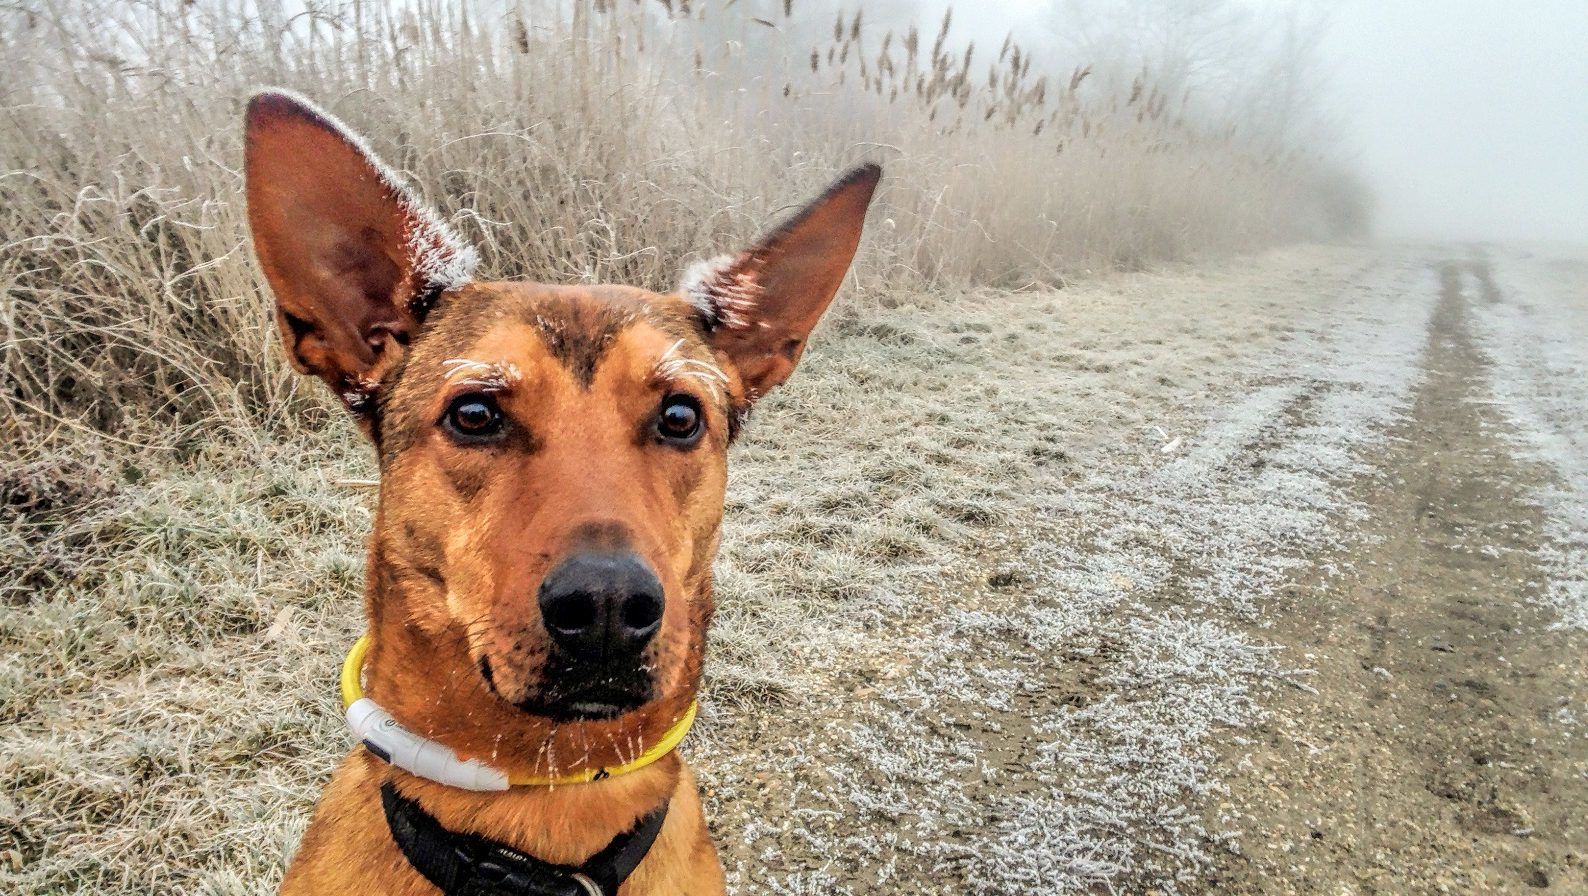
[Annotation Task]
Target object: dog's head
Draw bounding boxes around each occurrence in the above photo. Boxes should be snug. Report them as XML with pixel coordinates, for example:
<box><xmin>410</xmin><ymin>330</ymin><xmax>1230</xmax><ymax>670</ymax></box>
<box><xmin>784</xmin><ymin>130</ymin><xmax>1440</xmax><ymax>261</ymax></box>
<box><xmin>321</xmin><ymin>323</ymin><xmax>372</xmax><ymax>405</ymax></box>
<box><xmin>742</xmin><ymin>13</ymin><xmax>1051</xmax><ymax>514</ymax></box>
<box><xmin>243</xmin><ymin>92</ymin><xmax>876</xmax><ymax>759</ymax></box>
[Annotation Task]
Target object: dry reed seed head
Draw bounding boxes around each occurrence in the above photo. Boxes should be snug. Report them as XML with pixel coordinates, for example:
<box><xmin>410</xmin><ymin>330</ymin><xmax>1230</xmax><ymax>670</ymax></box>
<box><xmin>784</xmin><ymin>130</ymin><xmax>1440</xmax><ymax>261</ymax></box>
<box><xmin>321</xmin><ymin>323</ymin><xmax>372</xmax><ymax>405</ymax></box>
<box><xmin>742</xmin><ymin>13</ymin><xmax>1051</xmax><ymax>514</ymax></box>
<box><xmin>1</xmin><ymin>0</ymin><xmax>1365</xmax><ymax>454</ymax></box>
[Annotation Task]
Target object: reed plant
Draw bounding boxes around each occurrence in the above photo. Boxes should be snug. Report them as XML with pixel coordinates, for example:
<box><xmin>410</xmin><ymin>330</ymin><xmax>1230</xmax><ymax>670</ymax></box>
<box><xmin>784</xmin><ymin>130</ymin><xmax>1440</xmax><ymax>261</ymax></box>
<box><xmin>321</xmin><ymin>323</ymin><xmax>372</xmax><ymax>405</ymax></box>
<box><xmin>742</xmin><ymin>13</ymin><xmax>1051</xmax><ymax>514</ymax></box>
<box><xmin>0</xmin><ymin>0</ymin><xmax>1358</xmax><ymax>453</ymax></box>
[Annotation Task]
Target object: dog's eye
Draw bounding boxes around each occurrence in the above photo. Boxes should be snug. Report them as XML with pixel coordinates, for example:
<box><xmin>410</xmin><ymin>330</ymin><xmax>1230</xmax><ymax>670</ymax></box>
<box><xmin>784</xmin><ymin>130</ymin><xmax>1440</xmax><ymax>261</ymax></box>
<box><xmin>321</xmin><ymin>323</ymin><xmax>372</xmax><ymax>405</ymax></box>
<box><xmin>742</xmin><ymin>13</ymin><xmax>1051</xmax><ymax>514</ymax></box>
<box><xmin>442</xmin><ymin>393</ymin><xmax>504</xmax><ymax>439</ymax></box>
<box><xmin>656</xmin><ymin>394</ymin><xmax>703</xmax><ymax>445</ymax></box>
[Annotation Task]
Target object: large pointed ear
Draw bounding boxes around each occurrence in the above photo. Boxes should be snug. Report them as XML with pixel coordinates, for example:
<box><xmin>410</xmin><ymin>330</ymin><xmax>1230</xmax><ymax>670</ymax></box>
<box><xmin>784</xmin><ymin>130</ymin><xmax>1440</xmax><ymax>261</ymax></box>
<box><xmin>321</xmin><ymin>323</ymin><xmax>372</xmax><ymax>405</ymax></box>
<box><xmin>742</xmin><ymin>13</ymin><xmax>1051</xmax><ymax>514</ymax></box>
<box><xmin>683</xmin><ymin>163</ymin><xmax>881</xmax><ymax>400</ymax></box>
<box><xmin>244</xmin><ymin>90</ymin><xmax>478</xmax><ymax>415</ymax></box>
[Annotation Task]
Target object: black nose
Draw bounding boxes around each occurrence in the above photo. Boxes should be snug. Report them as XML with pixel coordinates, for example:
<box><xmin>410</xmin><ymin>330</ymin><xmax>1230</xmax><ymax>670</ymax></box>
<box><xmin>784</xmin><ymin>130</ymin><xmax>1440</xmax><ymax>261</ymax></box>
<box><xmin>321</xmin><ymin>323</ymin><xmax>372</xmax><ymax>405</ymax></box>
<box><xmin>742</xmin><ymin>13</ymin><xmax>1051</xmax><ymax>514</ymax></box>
<box><xmin>537</xmin><ymin>552</ymin><xmax>665</xmax><ymax>665</ymax></box>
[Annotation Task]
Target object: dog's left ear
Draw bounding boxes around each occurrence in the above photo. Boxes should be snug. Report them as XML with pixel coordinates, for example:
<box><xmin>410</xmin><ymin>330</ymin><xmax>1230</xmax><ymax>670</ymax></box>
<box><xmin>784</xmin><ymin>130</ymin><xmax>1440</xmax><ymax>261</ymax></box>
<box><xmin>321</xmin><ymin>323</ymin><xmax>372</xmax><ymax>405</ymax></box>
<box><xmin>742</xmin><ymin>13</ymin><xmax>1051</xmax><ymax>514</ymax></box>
<box><xmin>244</xmin><ymin>90</ymin><xmax>478</xmax><ymax>416</ymax></box>
<box><xmin>684</xmin><ymin>164</ymin><xmax>881</xmax><ymax>400</ymax></box>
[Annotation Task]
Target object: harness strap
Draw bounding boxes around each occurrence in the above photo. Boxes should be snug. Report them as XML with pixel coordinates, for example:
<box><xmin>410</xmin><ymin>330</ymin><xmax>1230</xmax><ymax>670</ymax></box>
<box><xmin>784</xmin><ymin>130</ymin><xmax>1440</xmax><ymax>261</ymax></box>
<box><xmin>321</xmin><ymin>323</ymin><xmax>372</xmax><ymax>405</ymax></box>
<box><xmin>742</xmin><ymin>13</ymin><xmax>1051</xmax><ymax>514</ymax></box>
<box><xmin>381</xmin><ymin>781</ymin><xmax>668</xmax><ymax>896</ymax></box>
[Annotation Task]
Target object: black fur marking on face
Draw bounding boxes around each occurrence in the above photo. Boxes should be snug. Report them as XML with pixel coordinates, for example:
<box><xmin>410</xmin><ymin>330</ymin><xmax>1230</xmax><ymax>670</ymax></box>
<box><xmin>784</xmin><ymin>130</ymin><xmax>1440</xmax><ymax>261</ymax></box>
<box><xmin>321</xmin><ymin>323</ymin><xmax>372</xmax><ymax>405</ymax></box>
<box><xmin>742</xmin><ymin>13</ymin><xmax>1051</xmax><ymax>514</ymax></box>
<box><xmin>727</xmin><ymin>403</ymin><xmax>748</xmax><ymax>443</ymax></box>
<box><xmin>567</xmin><ymin>520</ymin><xmax>634</xmax><ymax>552</ymax></box>
<box><xmin>442</xmin><ymin>460</ymin><xmax>490</xmax><ymax>502</ymax></box>
<box><xmin>520</xmin><ymin>298</ymin><xmax>637</xmax><ymax>389</ymax></box>
<box><xmin>511</xmin><ymin>661</ymin><xmax>654</xmax><ymax>722</ymax></box>
<box><xmin>409</xmin><ymin>283</ymin><xmax>447</xmax><ymax>321</ymax></box>
<box><xmin>400</xmin><ymin>522</ymin><xmax>447</xmax><ymax>586</ymax></box>
<box><xmin>280</xmin><ymin>308</ymin><xmax>316</xmax><ymax>342</ymax></box>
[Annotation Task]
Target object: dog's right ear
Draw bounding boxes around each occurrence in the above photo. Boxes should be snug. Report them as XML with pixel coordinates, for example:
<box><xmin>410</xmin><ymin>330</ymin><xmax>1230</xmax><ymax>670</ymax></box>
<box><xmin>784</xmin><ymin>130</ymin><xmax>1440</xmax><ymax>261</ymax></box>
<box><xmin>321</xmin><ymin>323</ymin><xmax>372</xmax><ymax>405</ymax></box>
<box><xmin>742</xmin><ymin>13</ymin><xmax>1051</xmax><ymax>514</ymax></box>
<box><xmin>244</xmin><ymin>90</ymin><xmax>478</xmax><ymax>416</ymax></box>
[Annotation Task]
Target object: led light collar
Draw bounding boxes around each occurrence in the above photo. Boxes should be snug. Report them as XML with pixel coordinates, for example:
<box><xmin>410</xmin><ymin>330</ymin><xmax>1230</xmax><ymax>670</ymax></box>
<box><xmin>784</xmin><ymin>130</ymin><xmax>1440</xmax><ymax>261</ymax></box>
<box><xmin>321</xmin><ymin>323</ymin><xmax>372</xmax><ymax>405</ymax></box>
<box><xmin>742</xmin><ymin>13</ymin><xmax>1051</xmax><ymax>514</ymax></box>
<box><xmin>339</xmin><ymin>634</ymin><xmax>698</xmax><ymax>791</ymax></box>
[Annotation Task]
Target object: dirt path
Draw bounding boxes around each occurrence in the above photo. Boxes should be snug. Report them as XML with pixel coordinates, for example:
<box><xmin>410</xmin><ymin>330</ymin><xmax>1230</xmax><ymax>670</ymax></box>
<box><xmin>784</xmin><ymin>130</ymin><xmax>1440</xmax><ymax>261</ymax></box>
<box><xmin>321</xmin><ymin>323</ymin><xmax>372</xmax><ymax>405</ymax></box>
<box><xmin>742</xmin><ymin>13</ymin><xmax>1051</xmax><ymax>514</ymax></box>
<box><xmin>14</xmin><ymin>245</ymin><xmax>1585</xmax><ymax>895</ymax></box>
<box><xmin>1206</xmin><ymin>258</ymin><xmax>1588</xmax><ymax>894</ymax></box>
<box><xmin>700</xmin><ymin>247</ymin><xmax>1449</xmax><ymax>893</ymax></box>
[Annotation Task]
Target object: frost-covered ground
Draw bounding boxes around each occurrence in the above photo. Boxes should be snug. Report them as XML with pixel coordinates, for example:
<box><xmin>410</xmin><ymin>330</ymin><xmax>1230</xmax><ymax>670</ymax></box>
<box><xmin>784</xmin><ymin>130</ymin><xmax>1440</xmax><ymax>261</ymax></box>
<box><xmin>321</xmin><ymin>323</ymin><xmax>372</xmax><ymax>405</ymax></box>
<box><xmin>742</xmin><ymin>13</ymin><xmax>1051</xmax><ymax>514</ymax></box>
<box><xmin>695</xmin><ymin>249</ymin><xmax>1443</xmax><ymax>893</ymax></box>
<box><xmin>1467</xmin><ymin>246</ymin><xmax>1588</xmax><ymax>631</ymax></box>
<box><xmin>10</xmin><ymin>244</ymin><xmax>1584</xmax><ymax>895</ymax></box>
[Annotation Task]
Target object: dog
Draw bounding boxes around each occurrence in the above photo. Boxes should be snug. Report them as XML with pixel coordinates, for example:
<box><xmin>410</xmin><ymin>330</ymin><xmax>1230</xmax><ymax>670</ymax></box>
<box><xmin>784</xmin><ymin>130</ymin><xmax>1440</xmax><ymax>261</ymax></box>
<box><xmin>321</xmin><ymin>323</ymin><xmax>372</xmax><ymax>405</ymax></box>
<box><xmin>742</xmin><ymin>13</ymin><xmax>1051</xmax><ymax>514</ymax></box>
<box><xmin>243</xmin><ymin>90</ymin><xmax>879</xmax><ymax>895</ymax></box>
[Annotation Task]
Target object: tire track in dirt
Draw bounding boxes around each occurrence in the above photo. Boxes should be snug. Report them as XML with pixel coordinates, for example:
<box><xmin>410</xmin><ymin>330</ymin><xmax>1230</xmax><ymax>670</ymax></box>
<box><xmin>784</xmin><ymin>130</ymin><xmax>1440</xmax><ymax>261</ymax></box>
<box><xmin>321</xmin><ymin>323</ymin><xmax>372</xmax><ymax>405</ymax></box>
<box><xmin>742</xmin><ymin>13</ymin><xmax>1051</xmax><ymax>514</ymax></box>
<box><xmin>1205</xmin><ymin>258</ymin><xmax>1588</xmax><ymax>894</ymax></box>
<box><xmin>692</xmin><ymin>250</ymin><xmax>1439</xmax><ymax>895</ymax></box>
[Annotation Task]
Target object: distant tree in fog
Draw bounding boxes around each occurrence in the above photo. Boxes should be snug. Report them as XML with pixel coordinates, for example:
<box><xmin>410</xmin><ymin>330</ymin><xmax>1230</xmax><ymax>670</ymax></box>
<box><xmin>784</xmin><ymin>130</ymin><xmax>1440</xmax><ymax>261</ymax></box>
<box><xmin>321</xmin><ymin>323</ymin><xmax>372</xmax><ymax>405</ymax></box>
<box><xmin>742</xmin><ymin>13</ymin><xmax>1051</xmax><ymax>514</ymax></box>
<box><xmin>1045</xmin><ymin>0</ymin><xmax>1338</xmax><ymax>149</ymax></box>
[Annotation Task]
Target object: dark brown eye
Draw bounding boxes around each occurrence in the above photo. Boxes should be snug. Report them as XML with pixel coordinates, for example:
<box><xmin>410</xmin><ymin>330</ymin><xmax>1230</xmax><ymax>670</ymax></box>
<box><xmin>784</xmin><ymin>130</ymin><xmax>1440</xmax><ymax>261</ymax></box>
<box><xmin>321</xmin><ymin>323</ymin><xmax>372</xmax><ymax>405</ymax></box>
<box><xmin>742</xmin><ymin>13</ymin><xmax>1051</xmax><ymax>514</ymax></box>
<box><xmin>657</xmin><ymin>395</ymin><xmax>702</xmax><ymax>444</ymax></box>
<box><xmin>442</xmin><ymin>394</ymin><xmax>503</xmax><ymax>439</ymax></box>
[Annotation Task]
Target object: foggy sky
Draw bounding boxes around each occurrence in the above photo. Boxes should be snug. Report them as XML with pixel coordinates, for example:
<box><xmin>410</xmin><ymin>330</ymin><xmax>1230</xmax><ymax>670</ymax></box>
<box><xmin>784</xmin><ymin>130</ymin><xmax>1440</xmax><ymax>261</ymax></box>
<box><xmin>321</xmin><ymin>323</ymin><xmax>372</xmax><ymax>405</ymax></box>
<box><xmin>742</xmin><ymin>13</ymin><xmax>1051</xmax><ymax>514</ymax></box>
<box><xmin>1323</xmin><ymin>0</ymin><xmax>1588</xmax><ymax>243</ymax></box>
<box><xmin>942</xmin><ymin>0</ymin><xmax>1588</xmax><ymax>244</ymax></box>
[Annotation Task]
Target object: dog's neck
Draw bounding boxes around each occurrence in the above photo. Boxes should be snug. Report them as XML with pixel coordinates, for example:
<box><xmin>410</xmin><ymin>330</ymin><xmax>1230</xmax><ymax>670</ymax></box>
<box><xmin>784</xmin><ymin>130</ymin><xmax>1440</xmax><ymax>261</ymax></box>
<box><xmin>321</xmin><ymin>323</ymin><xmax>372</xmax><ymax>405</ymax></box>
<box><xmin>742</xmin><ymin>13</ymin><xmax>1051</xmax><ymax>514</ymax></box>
<box><xmin>358</xmin><ymin>562</ymin><xmax>700</xmax><ymax>789</ymax></box>
<box><xmin>381</xmin><ymin>754</ymin><xmax>682</xmax><ymax>868</ymax></box>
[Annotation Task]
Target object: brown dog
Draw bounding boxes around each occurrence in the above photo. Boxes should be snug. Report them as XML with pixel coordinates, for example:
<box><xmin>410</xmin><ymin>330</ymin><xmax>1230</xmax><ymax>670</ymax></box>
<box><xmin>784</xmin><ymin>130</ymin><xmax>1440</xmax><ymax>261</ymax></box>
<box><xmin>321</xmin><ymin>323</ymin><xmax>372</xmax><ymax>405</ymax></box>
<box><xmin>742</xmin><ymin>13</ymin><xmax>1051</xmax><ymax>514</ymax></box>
<box><xmin>243</xmin><ymin>91</ymin><xmax>878</xmax><ymax>895</ymax></box>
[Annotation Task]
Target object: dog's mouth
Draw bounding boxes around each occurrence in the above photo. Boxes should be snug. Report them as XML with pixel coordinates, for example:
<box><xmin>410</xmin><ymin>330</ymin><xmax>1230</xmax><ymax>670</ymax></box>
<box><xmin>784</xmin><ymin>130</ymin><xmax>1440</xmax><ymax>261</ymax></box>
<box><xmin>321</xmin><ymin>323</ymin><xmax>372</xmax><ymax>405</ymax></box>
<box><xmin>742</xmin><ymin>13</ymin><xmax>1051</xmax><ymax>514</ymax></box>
<box><xmin>517</xmin><ymin>694</ymin><xmax>644</xmax><ymax>722</ymax></box>
<box><xmin>479</xmin><ymin>654</ymin><xmax>654</xmax><ymax>722</ymax></box>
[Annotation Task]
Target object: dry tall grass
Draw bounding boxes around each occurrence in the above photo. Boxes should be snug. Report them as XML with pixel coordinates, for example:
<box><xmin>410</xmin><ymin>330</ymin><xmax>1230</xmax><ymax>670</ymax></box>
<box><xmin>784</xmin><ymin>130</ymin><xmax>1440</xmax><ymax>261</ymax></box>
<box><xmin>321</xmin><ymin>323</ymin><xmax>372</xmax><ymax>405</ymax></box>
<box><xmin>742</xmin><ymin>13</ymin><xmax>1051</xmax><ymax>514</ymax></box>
<box><xmin>1</xmin><ymin>3</ymin><xmax>1365</xmax><ymax>892</ymax></box>
<box><xmin>1</xmin><ymin>0</ymin><xmax>1357</xmax><ymax>457</ymax></box>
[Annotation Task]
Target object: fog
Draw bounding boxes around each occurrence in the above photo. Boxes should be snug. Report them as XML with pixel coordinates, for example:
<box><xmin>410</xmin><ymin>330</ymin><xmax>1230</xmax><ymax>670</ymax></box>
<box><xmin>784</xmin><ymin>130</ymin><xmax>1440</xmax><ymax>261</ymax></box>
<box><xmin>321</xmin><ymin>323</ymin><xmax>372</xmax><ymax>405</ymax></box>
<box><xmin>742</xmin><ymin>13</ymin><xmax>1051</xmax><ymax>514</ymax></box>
<box><xmin>1323</xmin><ymin>0</ymin><xmax>1588</xmax><ymax>243</ymax></box>
<box><xmin>933</xmin><ymin>0</ymin><xmax>1588</xmax><ymax>244</ymax></box>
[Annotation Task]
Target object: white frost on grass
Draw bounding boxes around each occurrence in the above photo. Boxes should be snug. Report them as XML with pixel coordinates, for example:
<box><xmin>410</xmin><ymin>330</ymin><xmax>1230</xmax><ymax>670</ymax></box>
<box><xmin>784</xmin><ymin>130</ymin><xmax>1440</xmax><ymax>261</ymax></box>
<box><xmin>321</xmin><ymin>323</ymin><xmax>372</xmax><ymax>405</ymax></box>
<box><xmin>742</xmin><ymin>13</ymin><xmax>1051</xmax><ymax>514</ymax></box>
<box><xmin>697</xmin><ymin>252</ymin><xmax>1440</xmax><ymax>894</ymax></box>
<box><xmin>1468</xmin><ymin>248</ymin><xmax>1588</xmax><ymax>630</ymax></box>
<box><xmin>1</xmin><ymin>246</ymin><xmax>1450</xmax><ymax>895</ymax></box>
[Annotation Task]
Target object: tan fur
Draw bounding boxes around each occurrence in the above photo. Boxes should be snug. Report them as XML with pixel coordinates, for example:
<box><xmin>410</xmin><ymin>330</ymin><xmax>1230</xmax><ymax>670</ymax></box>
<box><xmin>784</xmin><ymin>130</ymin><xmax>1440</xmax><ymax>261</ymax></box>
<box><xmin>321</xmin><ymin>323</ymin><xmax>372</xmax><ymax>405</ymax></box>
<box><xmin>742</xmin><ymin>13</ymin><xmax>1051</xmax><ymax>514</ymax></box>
<box><xmin>243</xmin><ymin>91</ymin><xmax>877</xmax><ymax>895</ymax></box>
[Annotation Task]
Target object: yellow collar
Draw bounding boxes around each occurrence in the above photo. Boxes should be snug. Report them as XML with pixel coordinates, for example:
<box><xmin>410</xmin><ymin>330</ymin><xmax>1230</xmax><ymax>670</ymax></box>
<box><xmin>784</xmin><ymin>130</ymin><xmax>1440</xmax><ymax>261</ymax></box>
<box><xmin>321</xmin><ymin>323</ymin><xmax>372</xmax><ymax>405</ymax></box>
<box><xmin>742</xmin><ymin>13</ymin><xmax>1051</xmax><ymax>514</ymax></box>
<box><xmin>340</xmin><ymin>634</ymin><xmax>698</xmax><ymax>787</ymax></box>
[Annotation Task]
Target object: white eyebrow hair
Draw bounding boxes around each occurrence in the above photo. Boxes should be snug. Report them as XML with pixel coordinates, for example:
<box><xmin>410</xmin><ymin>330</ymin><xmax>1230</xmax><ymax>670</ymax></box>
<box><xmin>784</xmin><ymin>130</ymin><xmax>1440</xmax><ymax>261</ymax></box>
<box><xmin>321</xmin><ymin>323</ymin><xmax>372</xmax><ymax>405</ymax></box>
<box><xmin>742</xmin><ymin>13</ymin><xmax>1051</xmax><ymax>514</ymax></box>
<box><xmin>441</xmin><ymin>357</ymin><xmax>524</xmax><ymax>391</ymax></box>
<box><xmin>653</xmin><ymin>338</ymin><xmax>729</xmax><ymax>399</ymax></box>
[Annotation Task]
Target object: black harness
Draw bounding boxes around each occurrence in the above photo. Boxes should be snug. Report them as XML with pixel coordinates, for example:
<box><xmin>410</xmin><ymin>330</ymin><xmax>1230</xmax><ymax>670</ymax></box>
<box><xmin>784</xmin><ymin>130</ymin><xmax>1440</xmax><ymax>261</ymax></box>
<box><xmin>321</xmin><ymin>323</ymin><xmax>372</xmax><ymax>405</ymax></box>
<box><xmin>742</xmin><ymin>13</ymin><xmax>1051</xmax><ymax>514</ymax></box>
<box><xmin>380</xmin><ymin>781</ymin><xmax>669</xmax><ymax>896</ymax></box>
